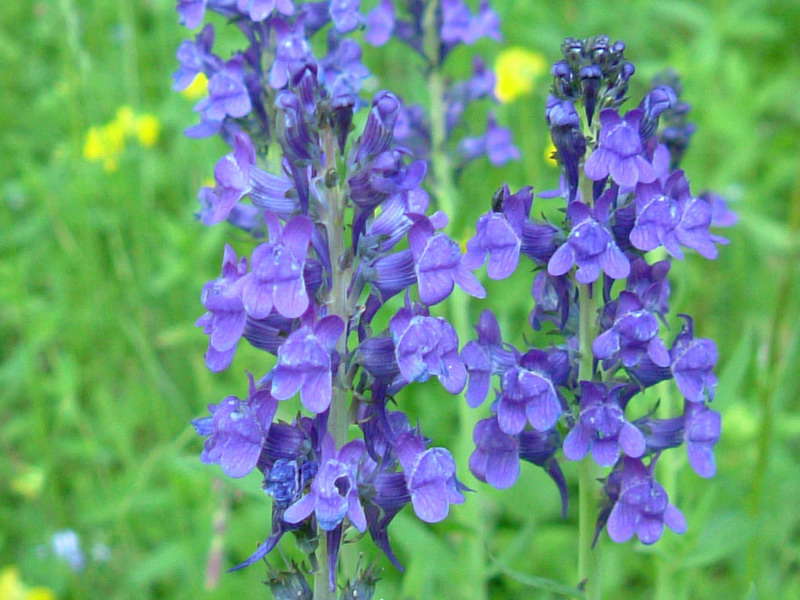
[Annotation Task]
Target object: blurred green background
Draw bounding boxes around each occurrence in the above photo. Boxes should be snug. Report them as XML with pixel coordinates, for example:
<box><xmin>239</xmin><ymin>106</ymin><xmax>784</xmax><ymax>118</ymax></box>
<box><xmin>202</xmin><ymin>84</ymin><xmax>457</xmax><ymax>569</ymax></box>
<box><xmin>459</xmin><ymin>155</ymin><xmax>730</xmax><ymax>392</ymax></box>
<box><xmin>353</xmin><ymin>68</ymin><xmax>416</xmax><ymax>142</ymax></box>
<box><xmin>2</xmin><ymin>0</ymin><xmax>799</xmax><ymax>598</ymax></box>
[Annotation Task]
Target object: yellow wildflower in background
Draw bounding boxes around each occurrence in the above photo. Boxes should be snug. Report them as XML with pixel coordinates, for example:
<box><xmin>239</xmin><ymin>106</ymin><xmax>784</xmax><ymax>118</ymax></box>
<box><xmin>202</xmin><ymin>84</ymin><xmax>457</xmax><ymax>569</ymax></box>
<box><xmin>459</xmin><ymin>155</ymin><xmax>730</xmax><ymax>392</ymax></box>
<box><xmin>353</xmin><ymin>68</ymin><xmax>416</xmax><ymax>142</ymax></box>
<box><xmin>0</xmin><ymin>566</ymin><xmax>56</xmax><ymax>600</ymax></box>
<box><xmin>82</xmin><ymin>107</ymin><xmax>162</xmax><ymax>172</ymax></box>
<box><xmin>495</xmin><ymin>47</ymin><xmax>547</xmax><ymax>103</ymax></box>
<box><xmin>135</xmin><ymin>114</ymin><xmax>161</xmax><ymax>147</ymax></box>
<box><xmin>182</xmin><ymin>72</ymin><xmax>208</xmax><ymax>100</ymax></box>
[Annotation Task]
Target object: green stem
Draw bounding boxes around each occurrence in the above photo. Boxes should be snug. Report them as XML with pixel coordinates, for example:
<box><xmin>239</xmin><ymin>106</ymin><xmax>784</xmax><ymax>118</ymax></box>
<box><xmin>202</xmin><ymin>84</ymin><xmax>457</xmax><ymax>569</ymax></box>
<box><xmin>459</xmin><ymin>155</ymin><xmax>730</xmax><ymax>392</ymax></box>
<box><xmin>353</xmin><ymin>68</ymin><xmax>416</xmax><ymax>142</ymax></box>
<box><xmin>577</xmin><ymin>178</ymin><xmax>601</xmax><ymax>600</ymax></box>
<box><xmin>423</xmin><ymin>3</ymin><xmax>487</xmax><ymax>600</ymax></box>
<box><xmin>314</xmin><ymin>128</ymin><xmax>352</xmax><ymax>600</ymax></box>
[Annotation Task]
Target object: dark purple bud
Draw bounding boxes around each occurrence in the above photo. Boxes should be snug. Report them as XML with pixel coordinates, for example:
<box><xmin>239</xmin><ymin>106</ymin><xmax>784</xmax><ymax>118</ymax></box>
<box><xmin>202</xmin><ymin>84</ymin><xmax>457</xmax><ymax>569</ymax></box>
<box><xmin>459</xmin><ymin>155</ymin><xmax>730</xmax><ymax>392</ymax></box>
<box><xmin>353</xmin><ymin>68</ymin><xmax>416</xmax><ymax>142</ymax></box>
<box><xmin>579</xmin><ymin>64</ymin><xmax>602</xmax><ymax>126</ymax></box>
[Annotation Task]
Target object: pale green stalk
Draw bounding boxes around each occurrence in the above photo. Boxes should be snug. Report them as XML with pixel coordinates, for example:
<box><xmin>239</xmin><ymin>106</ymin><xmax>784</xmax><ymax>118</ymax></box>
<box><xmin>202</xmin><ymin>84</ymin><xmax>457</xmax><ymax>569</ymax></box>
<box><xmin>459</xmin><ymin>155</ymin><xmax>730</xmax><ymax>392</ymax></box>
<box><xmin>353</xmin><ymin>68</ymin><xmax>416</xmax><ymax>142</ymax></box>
<box><xmin>314</xmin><ymin>128</ymin><xmax>352</xmax><ymax>600</ymax></box>
<box><xmin>577</xmin><ymin>176</ymin><xmax>601</xmax><ymax>600</ymax></box>
<box><xmin>422</xmin><ymin>2</ymin><xmax>487</xmax><ymax>599</ymax></box>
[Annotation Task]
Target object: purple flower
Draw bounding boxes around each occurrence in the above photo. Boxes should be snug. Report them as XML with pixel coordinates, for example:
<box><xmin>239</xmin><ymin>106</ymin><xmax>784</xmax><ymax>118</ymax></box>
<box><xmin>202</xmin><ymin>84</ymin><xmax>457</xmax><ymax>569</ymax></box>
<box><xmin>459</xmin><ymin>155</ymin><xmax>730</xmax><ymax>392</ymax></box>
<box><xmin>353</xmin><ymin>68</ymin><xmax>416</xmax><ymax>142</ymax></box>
<box><xmin>177</xmin><ymin>0</ymin><xmax>207</xmax><ymax>29</ymax></box>
<box><xmin>463</xmin><ymin>185</ymin><xmax>530</xmax><ymax>280</ymax></box>
<box><xmin>237</xmin><ymin>0</ymin><xmax>294</xmax><ymax>21</ymax></box>
<box><xmin>630</xmin><ymin>170</ymin><xmax>725</xmax><ymax>260</ymax></box>
<box><xmin>284</xmin><ymin>436</ymin><xmax>367</xmax><ymax>531</ymax></box>
<box><xmin>407</xmin><ymin>214</ymin><xmax>485</xmax><ymax>305</ymax></box>
<box><xmin>441</xmin><ymin>0</ymin><xmax>500</xmax><ymax>46</ymax></box>
<box><xmin>563</xmin><ymin>382</ymin><xmax>645</xmax><ymax>467</ymax></box>
<box><xmin>356</xmin><ymin>91</ymin><xmax>401</xmax><ymax>161</ymax></box>
<box><xmin>269</xmin><ymin>20</ymin><xmax>314</xmax><ymax>90</ymax></box>
<box><xmin>193</xmin><ymin>373</ymin><xmax>278</xmax><ymax>478</ymax></box>
<box><xmin>626</xmin><ymin>258</ymin><xmax>670</xmax><ymax>319</ymax></box>
<box><xmin>389</xmin><ymin>306</ymin><xmax>466</xmax><ymax>394</ymax></box>
<box><xmin>459</xmin><ymin>113</ymin><xmax>520</xmax><ymax>166</ymax></box>
<box><xmin>200</xmin><ymin>131</ymin><xmax>256</xmax><ymax>225</ymax></box>
<box><xmin>547</xmin><ymin>199</ymin><xmax>630</xmax><ymax>284</ymax></box>
<box><xmin>329</xmin><ymin>0</ymin><xmax>361</xmax><ymax>33</ymax></box>
<box><xmin>469</xmin><ymin>417</ymin><xmax>520</xmax><ymax>489</ymax></box>
<box><xmin>271</xmin><ymin>315</ymin><xmax>345</xmax><ymax>413</ymax></box>
<box><xmin>530</xmin><ymin>271</ymin><xmax>572</xmax><ymax>331</ymax></box>
<box><xmin>700</xmin><ymin>191</ymin><xmax>738</xmax><ymax>228</ymax></box>
<box><xmin>196</xmin><ymin>244</ymin><xmax>248</xmax><ymax>371</ymax></box>
<box><xmin>173</xmin><ymin>24</ymin><xmax>219</xmax><ymax>90</ymax></box>
<box><xmin>365</xmin><ymin>0</ymin><xmax>395</xmax><ymax>46</ymax></box>
<box><xmin>242</xmin><ymin>212</ymin><xmax>313</xmax><ymax>320</ymax></box>
<box><xmin>395</xmin><ymin>432</ymin><xmax>465</xmax><ymax>523</ymax></box>
<box><xmin>670</xmin><ymin>316</ymin><xmax>718</xmax><ymax>402</ymax></box>
<box><xmin>606</xmin><ymin>457</ymin><xmax>686</xmax><ymax>544</ymax></box>
<box><xmin>461</xmin><ymin>309</ymin><xmax>518</xmax><ymax>408</ymax></box>
<box><xmin>584</xmin><ymin>109</ymin><xmax>656</xmax><ymax>188</ymax></box>
<box><xmin>684</xmin><ymin>401</ymin><xmax>721</xmax><ymax>478</ymax></box>
<box><xmin>320</xmin><ymin>38</ymin><xmax>370</xmax><ymax>99</ymax></box>
<box><xmin>194</xmin><ymin>54</ymin><xmax>252</xmax><ymax>121</ymax></box>
<box><xmin>592</xmin><ymin>291</ymin><xmax>671</xmax><ymax>369</ymax></box>
<box><xmin>639</xmin><ymin>85</ymin><xmax>677</xmax><ymax>140</ymax></box>
<box><xmin>365</xmin><ymin>187</ymin><xmax>430</xmax><ymax>252</ymax></box>
<box><xmin>496</xmin><ymin>352</ymin><xmax>561</xmax><ymax>435</ymax></box>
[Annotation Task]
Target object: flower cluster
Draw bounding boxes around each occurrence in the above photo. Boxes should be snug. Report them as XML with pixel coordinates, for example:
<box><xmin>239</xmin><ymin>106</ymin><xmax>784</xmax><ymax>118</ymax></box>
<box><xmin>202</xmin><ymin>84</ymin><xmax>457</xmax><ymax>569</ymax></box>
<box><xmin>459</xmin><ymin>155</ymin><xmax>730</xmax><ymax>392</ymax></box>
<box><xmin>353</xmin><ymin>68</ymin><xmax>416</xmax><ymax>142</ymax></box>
<box><xmin>177</xmin><ymin>1</ymin><xmax>493</xmax><ymax>592</ymax></box>
<box><xmin>461</xmin><ymin>36</ymin><xmax>732</xmax><ymax>546</ymax></box>
<box><xmin>364</xmin><ymin>0</ymin><xmax>518</xmax><ymax>167</ymax></box>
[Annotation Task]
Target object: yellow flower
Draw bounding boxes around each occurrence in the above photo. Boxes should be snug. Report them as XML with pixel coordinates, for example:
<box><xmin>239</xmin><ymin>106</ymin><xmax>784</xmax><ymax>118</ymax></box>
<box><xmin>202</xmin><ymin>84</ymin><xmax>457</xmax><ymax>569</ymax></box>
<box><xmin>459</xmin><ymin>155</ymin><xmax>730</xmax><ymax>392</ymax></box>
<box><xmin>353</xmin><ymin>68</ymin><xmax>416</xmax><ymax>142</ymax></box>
<box><xmin>0</xmin><ymin>566</ymin><xmax>56</xmax><ymax>600</ymax></box>
<box><xmin>82</xmin><ymin>127</ymin><xmax>106</xmax><ymax>162</ymax></box>
<box><xmin>135</xmin><ymin>114</ymin><xmax>161</xmax><ymax>147</ymax></box>
<box><xmin>182</xmin><ymin>72</ymin><xmax>208</xmax><ymax>100</ymax></box>
<box><xmin>495</xmin><ymin>47</ymin><xmax>547</xmax><ymax>103</ymax></box>
<box><xmin>114</xmin><ymin>105</ymin><xmax>137</xmax><ymax>135</ymax></box>
<box><xmin>544</xmin><ymin>139</ymin><xmax>558</xmax><ymax>168</ymax></box>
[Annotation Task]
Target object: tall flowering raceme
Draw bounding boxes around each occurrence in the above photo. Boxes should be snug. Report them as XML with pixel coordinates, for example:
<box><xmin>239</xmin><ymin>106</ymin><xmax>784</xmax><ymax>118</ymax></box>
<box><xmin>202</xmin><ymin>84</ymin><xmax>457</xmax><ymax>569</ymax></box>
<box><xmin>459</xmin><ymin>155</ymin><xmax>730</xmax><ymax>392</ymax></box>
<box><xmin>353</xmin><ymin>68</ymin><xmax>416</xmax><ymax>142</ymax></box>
<box><xmin>176</xmin><ymin>2</ymin><xmax>488</xmax><ymax>598</ymax></box>
<box><xmin>460</xmin><ymin>36</ymin><xmax>733</xmax><ymax>596</ymax></box>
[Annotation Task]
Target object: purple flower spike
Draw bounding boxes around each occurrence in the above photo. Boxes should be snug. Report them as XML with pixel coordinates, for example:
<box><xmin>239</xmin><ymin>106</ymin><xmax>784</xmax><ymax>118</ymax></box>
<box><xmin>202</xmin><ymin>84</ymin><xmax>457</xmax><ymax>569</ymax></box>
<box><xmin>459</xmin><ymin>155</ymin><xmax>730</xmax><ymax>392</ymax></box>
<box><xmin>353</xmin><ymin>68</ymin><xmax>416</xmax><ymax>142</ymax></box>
<box><xmin>196</xmin><ymin>244</ymin><xmax>248</xmax><ymax>372</ymax></box>
<box><xmin>389</xmin><ymin>307</ymin><xmax>466</xmax><ymax>395</ymax></box>
<box><xmin>563</xmin><ymin>382</ymin><xmax>645</xmax><ymax>467</ymax></box>
<box><xmin>497</xmin><ymin>362</ymin><xmax>560</xmax><ymax>435</ymax></box>
<box><xmin>395</xmin><ymin>433</ymin><xmax>466</xmax><ymax>523</ymax></box>
<box><xmin>271</xmin><ymin>315</ymin><xmax>345</xmax><ymax>413</ymax></box>
<box><xmin>548</xmin><ymin>201</ymin><xmax>630</xmax><ymax>284</ymax></box>
<box><xmin>684</xmin><ymin>401</ymin><xmax>721</xmax><ymax>478</ymax></box>
<box><xmin>201</xmin><ymin>131</ymin><xmax>256</xmax><ymax>225</ymax></box>
<box><xmin>606</xmin><ymin>457</ymin><xmax>686</xmax><ymax>545</ymax></box>
<box><xmin>365</xmin><ymin>0</ymin><xmax>395</xmax><ymax>46</ymax></box>
<box><xmin>177</xmin><ymin>0</ymin><xmax>207</xmax><ymax>29</ymax></box>
<box><xmin>670</xmin><ymin>316</ymin><xmax>718</xmax><ymax>402</ymax></box>
<box><xmin>193</xmin><ymin>374</ymin><xmax>277</xmax><ymax>478</ymax></box>
<box><xmin>469</xmin><ymin>417</ymin><xmax>520</xmax><ymax>489</ymax></box>
<box><xmin>584</xmin><ymin>109</ymin><xmax>657</xmax><ymax>188</ymax></box>
<box><xmin>408</xmin><ymin>215</ymin><xmax>486</xmax><ymax>306</ymax></box>
<box><xmin>242</xmin><ymin>213</ymin><xmax>313</xmax><ymax>320</ymax></box>
<box><xmin>464</xmin><ymin>185</ymin><xmax>530</xmax><ymax>280</ymax></box>
<box><xmin>237</xmin><ymin>0</ymin><xmax>295</xmax><ymax>22</ymax></box>
<box><xmin>284</xmin><ymin>436</ymin><xmax>367</xmax><ymax>532</ymax></box>
<box><xmin>194</xmin><ymin>54</ymin><xmax>252</xmax><ymax>121</ymax></box>
<box><xmin>592</xmin><ymin>291</ymin><xmax>671</xmax><ymax>369</ymax></box>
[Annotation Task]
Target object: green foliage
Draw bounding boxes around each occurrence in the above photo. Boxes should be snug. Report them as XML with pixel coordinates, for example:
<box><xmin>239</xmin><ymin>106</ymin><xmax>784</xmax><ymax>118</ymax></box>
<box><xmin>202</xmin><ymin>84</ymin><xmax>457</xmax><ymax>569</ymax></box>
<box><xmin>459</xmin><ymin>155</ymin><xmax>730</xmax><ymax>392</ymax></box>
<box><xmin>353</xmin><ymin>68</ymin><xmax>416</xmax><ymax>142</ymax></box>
<box><xmin>1</xmin><ymin>0</ymin><xmax>799</xmax><ymax>598</ymax></box>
